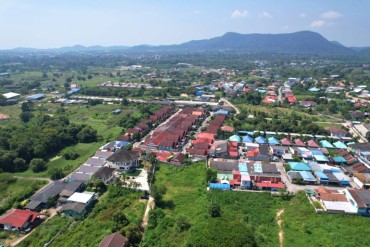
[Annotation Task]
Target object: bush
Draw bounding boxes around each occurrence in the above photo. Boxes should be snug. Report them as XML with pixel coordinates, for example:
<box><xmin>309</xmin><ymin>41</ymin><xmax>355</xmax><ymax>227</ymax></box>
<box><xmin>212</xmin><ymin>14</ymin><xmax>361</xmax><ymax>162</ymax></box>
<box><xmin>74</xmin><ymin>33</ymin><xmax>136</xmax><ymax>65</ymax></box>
<box><xmin>63</xmin><ymin>151</ymin><xmax>80</xmax><ymax>160</ymax></box>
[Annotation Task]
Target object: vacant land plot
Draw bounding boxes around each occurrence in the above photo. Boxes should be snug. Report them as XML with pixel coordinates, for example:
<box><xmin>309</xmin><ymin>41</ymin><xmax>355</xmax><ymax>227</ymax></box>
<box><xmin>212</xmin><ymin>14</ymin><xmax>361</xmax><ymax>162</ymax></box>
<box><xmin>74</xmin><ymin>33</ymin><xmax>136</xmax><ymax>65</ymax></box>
<box><xmin>0</xmin><ymin>175</ymin><xmax>47</xmax><ymax>214</ymax></box>
<box><xmin>142</xmin><ymin>163</ymin><xmax>286</xmax><ymax>247</ymax></box>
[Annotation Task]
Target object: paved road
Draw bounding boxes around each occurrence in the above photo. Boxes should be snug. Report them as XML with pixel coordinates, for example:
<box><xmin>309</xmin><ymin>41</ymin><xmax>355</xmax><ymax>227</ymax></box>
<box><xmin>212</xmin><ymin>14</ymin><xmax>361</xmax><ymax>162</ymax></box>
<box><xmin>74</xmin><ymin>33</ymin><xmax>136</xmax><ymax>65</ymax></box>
<box><xmin>277</xmin><ymin>86</ymin><xmax>283</xmax><ymax>103</ymax></box>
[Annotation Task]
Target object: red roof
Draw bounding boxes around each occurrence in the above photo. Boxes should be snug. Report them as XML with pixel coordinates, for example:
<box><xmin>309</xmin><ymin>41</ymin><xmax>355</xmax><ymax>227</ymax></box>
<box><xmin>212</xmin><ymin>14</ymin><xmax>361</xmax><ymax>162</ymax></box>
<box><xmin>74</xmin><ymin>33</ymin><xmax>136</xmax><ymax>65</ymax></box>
<box><xmin>294</xmin><ymin>138</ymin><xmax>306</xmax><ymax>147</ymax></box>
<box><xmin>307</xmin><ymin>139</ymin><xmax>319</xmax><ymax>148</ymax></box>
<box><xmin>0</xmin><ymin>209</ymin><xmax>39</xmax><ymax>228</ymax></box>
<box><xmin>155</xmin><ymin>151</ymin><xmax>172</xmax><ymax>162</ymax></box>
<box><xmin>221</xmin><ymin>126</ymin><xmax>235</xmax><ymax>132</ymax></box>
<box><xmin>280</xmin><ymin>138</ymin><xmax>292</xmax><ymax>146</ymax></box>
<box><xmin>256</xmin><ymin>182</ymin><xmax>285</xmax><ymax>189</ymax></box>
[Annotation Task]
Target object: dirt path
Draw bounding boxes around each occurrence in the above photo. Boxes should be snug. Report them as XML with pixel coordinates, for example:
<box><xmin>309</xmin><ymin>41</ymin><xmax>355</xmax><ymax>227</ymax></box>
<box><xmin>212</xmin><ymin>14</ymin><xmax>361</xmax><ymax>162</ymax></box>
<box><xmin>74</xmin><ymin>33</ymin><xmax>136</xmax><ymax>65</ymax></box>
<box><xmin>220</xmin><ymin>97</ymin><xmax>240</xmax><ymax>115</ymax></box>
<box><xmin>276</xmin><ymin>209</ymin><xmax>285</xmax><ymax>247</ymax></box>
<box><xmin>141</xmin><ymin>196</ymin><xmax>155</xmax><ymax>229</ymax></box>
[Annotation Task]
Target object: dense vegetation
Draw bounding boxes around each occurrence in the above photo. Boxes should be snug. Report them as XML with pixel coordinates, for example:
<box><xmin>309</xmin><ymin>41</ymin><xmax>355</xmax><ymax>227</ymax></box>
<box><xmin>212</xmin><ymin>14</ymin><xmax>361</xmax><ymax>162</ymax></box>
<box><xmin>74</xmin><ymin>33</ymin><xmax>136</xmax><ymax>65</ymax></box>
<box><xmin>19</xmin><ymin>185</ymin><xmax>146</xmax><ymax>247</ymax></box>
<box><xmin>0</xmin><ymin>113</ymin><xmax>98</xmax><ymax>173</ymax></box>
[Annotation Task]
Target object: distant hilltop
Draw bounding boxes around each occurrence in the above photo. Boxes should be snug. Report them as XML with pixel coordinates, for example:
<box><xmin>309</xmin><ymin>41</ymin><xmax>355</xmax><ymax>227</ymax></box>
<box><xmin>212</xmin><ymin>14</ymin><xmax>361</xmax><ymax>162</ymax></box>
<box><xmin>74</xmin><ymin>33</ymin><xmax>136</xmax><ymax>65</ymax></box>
<box><xmin>3</xmin><ymin>31</ymin><xmax>369</xmax><ymax>55</ymax></box>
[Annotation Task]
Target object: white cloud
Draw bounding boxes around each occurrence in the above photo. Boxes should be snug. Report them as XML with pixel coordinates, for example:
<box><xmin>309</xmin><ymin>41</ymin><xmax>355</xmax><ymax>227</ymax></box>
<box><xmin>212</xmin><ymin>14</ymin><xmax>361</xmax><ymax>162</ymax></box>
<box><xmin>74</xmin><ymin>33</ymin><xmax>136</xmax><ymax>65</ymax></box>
<box><xmin>299</xmin><ymin>13</ymin><xmax>307</xmax><ymax>18</ymax></box>
<box><xmin>310</xmin><ymin>20</ymin><xmax>326</xmax><ymax>28</ymax></box>
<box><xmin>259</xmin><ymin>11</ymin><xmax>272</xmax><ymax>18</ymax></box>
<box><xmin>231</xmin><ymin>9</ymin><xmax>249</xmax><ymax>19</ymax></box>
<box><xmin>321</xmin><ymin>10</ymin><xmax>343</xmax><ymax>19</ymax></box>
<box><xmin>282</xmin><ymin>25</ymin><xmax>290</xmax><ymax>30</ymax></box>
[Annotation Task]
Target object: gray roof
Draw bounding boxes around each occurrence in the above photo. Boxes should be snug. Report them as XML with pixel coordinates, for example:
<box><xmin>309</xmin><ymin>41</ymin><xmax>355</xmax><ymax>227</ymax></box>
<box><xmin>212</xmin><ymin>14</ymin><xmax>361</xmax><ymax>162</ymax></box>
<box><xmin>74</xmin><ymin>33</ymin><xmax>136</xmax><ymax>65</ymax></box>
<box><xmin>106</xmin><ymin>149</ymin><xmax>140</xmax><ymax>163</ymax></box>
<box><xmin>70</xmin><ymin>172</ymin><xmax>91</xmax><ymax>182</ymax></box>
<box><xmin>29</xmin><ymin>181</ymin><xmax>65</xmax><ymax>203</ymax></box>
<box><xmin>288</xmin><ymin>171</ymin><xmax>303</xmax><ymax>180</ymax></box>
<box><xmin>349</xmin><ymin>143</ymin><xmax>370</xmax><ymax>152</ymax></box>
<box><xmin>24</xmin><ymin>200</ymin><xmax>43</xmax><ymax>210</ymax></box>
<box><xmin>356</xmin><ymin>190</ymin><xmax>370</xmax><ymax>205</ymax></box>
<box><xmin>85</xmin><ymin>158</ymin><xmax>106</xmax><ymax>167</ymax></box>
<box><xmin>259</xmin><ymin>145</ymin><xmax>270</xmax><ymax>156</ymax></box>
<box><xmin>77</xmin><ymin>165</ymin><xmax>102</xmax><ymax>174</ymax></box>
<box><xmin>210</xmin><ymin>159</ymin><xmax>238</xmax><ymax>173</ymax></box>
<box><xmin>94</xmin><ymin>167</ymin><xmax>115</xmax><ymax>180</ymax></box>
<box><xmin>61</xmin><ymin>202</ymin><xmax>86</xmax><ymax>214</ymax></box>
<box><xmin>324</xmin><ymin>172</ymin><xmax>339</xmax><ymax>183</ymax></box>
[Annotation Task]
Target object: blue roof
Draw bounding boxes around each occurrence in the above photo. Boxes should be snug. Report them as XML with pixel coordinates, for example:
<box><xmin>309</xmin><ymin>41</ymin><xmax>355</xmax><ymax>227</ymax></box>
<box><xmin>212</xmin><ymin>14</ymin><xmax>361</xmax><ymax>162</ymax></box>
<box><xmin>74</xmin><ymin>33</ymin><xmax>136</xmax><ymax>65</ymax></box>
<box><xmin>333</xmin><ymin>156</ymin><xmax>346</xmax><ymax>163</ymax></box>
<box><xmin>238</xmin><ymin>162</ymin><xmax>248</xmax><ymax>172</ymax></box>
<box><xmin>311</xmin><ymin>150</ymin><xmax>324</xmax><ymax>156</ymax></box>
<box><xmin>229</xmin><ymin>135</ymin><xmax>241</xmax><ymax>143</ymax></box>
<box><xmin>258</xmin><ymin>89</ymin><xmax>267</xmax><ymax>93</ymax></box>
<box><xmin>255</xmin><ymin>136</ymin><xmax>266</xmax><ymax>144</ymax></box>
<box><xmin>288</xmin><ymin>162</ymin><xmax>311</xmax><ymax>171</ymax></box>
<box><xmin>299</xmin><ymin>171</ymin><xmax>316</xmax><ymax>181</ymax></box>
<box><xmin>195</xmin><ymin>91</ymin><xmax>203</xmax><ymax>96</ymax></box>
<box><xmin>333</xmin><ymin>141</ymin><xmax>347</xmax><ymax>149</ymax></box>
<box><xmin>320</xmin><ymin>140</ymin><xmax>334</xmax><ymax>148</ymax></box>
<box><xmin>314</xmin><ymin>171</ymin><xmax>329</xmax><ymax>180</ymax></box>
<box><xmin>313</xmin><ymin>155</ymin><xmax>329</xmax><ymax>162</ymax></box>
<box><xmin>214</xmin><ymin>109</ymin><xmax>229</xmax><ymax>115</ymax></box>
<box><xmin>242</xmin><ymin>135</ymin><xmax>253</xmax><ymax>143</ymax></box>
<box><xmin>26</xmin><ymin>93</ymin><xmax>45</xmax><ymax>100</ymax></box>
<box><xmin>268</xmin><ymin>137</ymin><xmax>279</xmax><ymax>145</ymax></box>
<box><xmin>209</xmin><ymin>183</ymin><xmax>230</xmax><ymax>190</ymax></box>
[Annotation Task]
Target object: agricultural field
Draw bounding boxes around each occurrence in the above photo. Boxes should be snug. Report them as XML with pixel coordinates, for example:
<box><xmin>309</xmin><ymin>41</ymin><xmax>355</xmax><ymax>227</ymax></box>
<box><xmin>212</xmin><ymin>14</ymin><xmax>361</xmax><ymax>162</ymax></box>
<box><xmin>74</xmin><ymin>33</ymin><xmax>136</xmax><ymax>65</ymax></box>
<box><xmin>18</xmin><ymin>186</ymin><xmax>146</xmax><ymax>247</ymax></box>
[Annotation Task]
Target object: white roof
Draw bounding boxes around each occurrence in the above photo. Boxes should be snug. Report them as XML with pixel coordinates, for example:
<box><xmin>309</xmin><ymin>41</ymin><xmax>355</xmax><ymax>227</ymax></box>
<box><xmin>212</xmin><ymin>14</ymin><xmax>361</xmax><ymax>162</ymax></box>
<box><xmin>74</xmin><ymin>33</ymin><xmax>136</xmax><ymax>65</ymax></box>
<box><xmin>68</xmin><ymin>192</ymin><xmax>94</xmax><ymax>204</ymax></box>
<box><xmin>2</xmin><ymin>92</ymin><xmax>20</xmax><ymax>99</ymax></box>
<box><xmin>322</xmin><ymin>201</ymin><xmax>357</xmax><ymax>213</ymax></box>
<box><xmin>333</xmin><ymin>172</ymin><xmax>350</xmax><ymax>182</ymax></box>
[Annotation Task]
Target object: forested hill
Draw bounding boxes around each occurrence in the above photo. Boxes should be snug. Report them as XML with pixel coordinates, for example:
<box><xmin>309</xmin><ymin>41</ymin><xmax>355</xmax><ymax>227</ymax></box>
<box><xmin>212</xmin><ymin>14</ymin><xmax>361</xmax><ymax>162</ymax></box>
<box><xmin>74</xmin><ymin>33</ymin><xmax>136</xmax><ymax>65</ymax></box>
<box><xmin>129</xmin><ymin>31</ymin><xmax>353</xmax><ymax>54</ymax></box>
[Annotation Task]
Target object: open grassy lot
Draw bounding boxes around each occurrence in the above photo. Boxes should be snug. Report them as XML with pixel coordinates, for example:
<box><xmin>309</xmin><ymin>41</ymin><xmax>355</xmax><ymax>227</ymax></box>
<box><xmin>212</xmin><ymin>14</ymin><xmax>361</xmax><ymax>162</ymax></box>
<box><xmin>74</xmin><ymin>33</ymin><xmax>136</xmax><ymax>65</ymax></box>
<box><xmin>283</xmin><ymin>192</ymin><xmax>370</xmax><ymax>247</ymax></box>
<box><xmin>19</xmin><ymin>186</ymin><xmax>146</xmax><ymax>247</ymax></box>
<box><xmin>0</xmin><ymin>175</ymin><xmax>47</xmax><ymax>214</ymax></box>
<box><xmin>142</xmin><ymin>162</ymin><xmax>286</xmax><ymax>247</ymax></box>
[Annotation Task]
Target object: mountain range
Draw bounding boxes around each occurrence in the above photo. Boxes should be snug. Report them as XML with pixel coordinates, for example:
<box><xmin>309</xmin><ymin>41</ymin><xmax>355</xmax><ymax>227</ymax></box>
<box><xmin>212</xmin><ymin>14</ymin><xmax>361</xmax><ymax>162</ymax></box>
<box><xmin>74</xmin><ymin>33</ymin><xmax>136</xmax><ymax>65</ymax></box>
<box><xmin>3</xmin><ymin>31</ymin><xmax>368</xmax><ymax>55</ymax></box>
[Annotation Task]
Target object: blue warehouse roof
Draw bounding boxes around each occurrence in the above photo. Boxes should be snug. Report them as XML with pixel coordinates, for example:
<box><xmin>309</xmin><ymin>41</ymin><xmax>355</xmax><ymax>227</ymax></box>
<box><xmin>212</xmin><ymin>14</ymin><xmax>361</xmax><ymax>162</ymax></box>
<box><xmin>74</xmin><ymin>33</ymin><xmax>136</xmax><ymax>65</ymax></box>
<box><xmin>209</xmin><ymin>183</ymin><xmax>230</xmax><ymax>190</ymax></box>
<box><xmin>288</xmin><ymin>162</ymin><xmax>311</xmax><ymax>171</ymax></box>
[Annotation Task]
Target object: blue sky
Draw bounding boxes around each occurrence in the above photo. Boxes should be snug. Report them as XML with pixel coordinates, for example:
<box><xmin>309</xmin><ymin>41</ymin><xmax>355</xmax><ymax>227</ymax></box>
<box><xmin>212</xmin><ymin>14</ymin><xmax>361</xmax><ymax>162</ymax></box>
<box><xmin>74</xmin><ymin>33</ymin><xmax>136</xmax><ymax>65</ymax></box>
<box><xmin>0</xmin><ymin>0</ymin><xmax>369</xmax><ymax>49</ymax></box>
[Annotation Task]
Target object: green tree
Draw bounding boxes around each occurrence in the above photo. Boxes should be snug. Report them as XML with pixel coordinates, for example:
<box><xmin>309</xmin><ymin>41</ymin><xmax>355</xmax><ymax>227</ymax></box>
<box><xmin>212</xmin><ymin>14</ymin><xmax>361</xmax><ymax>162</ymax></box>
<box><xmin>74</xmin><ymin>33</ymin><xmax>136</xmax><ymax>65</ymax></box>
<box><xmin>206</xmin><ymin>168</ymin><xmax>217</xmax><ymax>183</ymax></box>
<box><xmin>13</xmin><ymin>158</ymin><xmax>27</xmax><ymax>172</ymax></box>
<box><xmin>30</xmin><ymin>158</ymin><xmax>47</xmax><ymax>173</ymax></box>
<box><xmin>122</xmin><ymin>224</ymin><xmax>142</xmax><ymax>245</ymax></box>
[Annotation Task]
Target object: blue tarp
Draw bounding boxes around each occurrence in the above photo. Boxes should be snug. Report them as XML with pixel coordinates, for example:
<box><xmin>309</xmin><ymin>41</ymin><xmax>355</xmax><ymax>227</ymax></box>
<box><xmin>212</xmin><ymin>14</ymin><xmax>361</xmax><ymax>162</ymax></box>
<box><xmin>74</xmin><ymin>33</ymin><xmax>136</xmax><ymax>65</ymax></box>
<box><xmin>67</xmin><ymin>88</ymin><xmax>80</xmax><ymax>95</ymax></box>
<box><xmin>209</xmin><ymin>183</ymin><xmax>230</xmax><ymax>190</ymax></box>
<box><xmin>195</xmin><ymin>91</ymin><xmax>203</xmax><ymax>96</ymax></box>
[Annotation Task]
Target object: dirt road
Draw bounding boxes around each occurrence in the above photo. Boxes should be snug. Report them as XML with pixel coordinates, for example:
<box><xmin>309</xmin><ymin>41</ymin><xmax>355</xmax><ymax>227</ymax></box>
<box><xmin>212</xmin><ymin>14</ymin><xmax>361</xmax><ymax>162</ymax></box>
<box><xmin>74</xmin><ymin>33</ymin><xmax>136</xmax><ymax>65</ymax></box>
<box><xmin>276</xmin><ymin>209</ymin><xmax>285</xmax><ymax>247</ymax></box>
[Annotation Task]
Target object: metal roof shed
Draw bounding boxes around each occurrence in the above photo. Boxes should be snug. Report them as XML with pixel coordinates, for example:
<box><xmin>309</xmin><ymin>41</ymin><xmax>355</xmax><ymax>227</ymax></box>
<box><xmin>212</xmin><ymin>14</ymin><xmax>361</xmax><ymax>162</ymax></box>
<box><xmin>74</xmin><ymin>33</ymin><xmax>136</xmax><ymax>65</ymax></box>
<box><xmin>209</xmin><ymin>183</ymin><xmax>230</xmax><ymax>190</ymax></box>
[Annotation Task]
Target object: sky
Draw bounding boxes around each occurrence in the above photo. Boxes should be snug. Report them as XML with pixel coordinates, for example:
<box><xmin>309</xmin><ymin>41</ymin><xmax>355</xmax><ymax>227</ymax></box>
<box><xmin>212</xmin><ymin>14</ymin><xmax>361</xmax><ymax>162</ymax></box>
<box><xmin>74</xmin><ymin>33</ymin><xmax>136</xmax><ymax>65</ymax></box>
<box><xmin>0</xmin><ymin>0</ymin><xmax>369</xmax><ymax>49</ymax></box>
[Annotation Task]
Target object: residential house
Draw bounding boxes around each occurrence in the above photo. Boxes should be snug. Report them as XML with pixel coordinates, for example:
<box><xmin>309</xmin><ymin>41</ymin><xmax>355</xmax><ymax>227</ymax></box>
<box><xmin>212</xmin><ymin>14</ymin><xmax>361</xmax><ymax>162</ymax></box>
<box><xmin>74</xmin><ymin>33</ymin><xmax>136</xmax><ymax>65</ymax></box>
<box><xmin>94</xmin><ymin>167</ymin><xmax>116</xmax><ymax>184</ymax></box>
<box><xmin>0</xmin><ymin>209</ymin><xmax>40</xmax><ymax>232</ymax></box>
<box><xmin>24</xmin><ymin>181</ymin><xmax>65</xmax><ymax>211</ymax></box>
<box><xmin>61</xmin><ymin>191</ymin><xmax>95</xmax><ymax>218</ymax></box>
<box><xmin>325</xmin><ymin>126</ymin><xmax>349</xmax><ymax>138</ymax></box>
<box><xmin>106</xmin><ymin>149</ymin><xmax>140</xmax><ymax>171</ymax></box>
<box><xmin>99</xmin><ymin>232</ymin><xmax>128</xmax><ymax>247</ymax></box>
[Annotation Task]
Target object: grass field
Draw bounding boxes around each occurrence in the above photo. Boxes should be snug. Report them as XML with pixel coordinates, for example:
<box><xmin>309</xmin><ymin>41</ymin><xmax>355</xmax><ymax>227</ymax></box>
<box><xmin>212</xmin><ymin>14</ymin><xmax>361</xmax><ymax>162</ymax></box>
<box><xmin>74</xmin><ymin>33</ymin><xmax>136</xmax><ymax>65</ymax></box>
<box><xmin>0</xmin><ymin>175</ymin><xmax>47</xmax><ymax>214</ymax></box>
